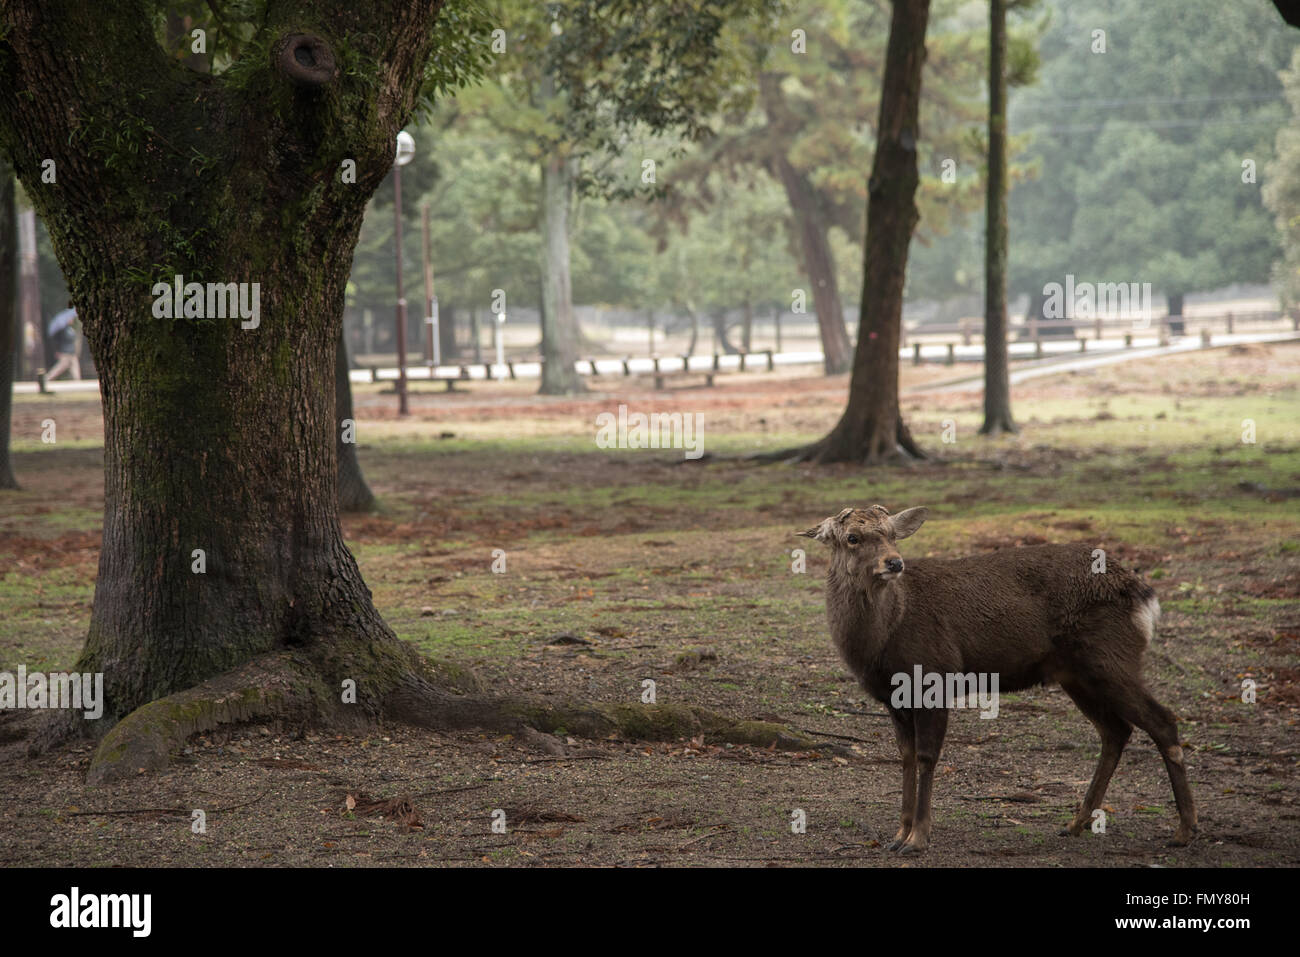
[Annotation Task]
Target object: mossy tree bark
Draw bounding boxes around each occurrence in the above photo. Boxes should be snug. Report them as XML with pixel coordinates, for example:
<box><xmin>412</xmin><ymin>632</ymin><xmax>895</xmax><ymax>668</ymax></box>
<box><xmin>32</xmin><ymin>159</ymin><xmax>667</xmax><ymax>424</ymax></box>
<box><xmin>793</xmin><ymin>0</ymin><xmax>931</xmax><ymax>465</ymax></box>
<box><xmin>0</xmin><ymin>158</ymin><xmax>18</xmax><ymax>490</ymax></box>
<box><xmin>979</xmin><ymin>0</ymin><xmax>1017</xmax><ymax>436</ymax></box>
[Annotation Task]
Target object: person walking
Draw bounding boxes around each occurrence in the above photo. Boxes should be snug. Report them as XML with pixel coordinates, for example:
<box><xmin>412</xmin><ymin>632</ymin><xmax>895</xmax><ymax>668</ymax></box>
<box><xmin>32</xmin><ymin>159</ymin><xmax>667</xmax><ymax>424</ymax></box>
<box><xmin>46</xmin><ymin>304</ymin><xmax>80</xmax><ymax>381</ymax></box>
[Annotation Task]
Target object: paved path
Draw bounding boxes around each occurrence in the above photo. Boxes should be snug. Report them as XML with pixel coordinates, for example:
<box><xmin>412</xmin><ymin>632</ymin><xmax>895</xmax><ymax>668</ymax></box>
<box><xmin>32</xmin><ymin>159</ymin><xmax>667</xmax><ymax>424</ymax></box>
<box><xmin>908</xmin><ymin>330</ymin><xmax>1300</xmax><ymax>394</ymax></box>
<box><xmin>15</xmin><ymin>330</ymin><xmax>1299</xmax><ymax>396</ymax></box>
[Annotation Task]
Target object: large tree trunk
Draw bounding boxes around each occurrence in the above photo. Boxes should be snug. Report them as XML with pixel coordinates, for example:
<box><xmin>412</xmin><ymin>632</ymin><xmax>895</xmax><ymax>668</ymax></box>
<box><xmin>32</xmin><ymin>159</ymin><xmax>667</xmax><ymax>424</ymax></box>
<box><xmin>0</xmin><ymin>1</ymin><xmax>467</xmax><ymax>764</ymax></box>
<box><xmin>772</xmin><ymin>154</ymin><xmax>853</xmax><ymax>374</ymax></box>
<box><xmin>336</xmin><ymin>331</ymin><xmax>375</xmax><ymax>512</ymax></box>
<box><xmin>980</xmin><ymin>0</ymin><xmax>1016</xmax><ymax>436</ymax></box>
<box><xmin>538</xmin><ymin>135</ymin><xmax>584</xmax><ymax>394</ymax></box>
<box><xmin>795</xmin><ymin>0</ymin><xmax>930</xmax><ymax>465</ymax></box>
<box><xmin>0</xmin><ymin>159</ymin><xmax>18</xmax><ymax>489</ymax></box>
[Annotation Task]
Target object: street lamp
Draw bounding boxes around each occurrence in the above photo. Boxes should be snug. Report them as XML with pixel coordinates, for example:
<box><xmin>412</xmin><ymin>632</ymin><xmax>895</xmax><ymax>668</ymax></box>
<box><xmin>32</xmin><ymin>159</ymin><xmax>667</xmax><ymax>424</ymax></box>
<box><xmin>392</xmin><ymin>129</ymin><xmax>416</xmax><ymax>416</ymax></box>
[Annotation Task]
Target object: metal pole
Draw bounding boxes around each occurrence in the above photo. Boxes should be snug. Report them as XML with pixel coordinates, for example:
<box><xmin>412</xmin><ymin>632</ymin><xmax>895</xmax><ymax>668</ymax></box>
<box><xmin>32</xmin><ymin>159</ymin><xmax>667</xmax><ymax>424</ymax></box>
<box><xmin>393</xmin><ymin>166</ymin><xmax>409</xmax><ymax>416</ymax></box>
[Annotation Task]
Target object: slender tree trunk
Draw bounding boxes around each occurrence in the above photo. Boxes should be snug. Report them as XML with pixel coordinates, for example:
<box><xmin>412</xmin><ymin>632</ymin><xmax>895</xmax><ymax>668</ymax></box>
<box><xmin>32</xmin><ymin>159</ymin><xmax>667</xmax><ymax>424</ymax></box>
<box><xmin>336</xmin><ymin>331</ymin><xmax>375</xmax><ymax>512</ymax></box>
<box><xmin>980</xmin><ymin>0</ymin><xmax>1016</xmax><ymax>436</ymax></box>
<box><xmin>797</xmin><ymin>0</ymin><xmax>931</xmax><ymax>464</ymax></box>
<box><xmin>439</xmin><ymin>303</ymin><xmax>459</xmax><ymax>360</ymax></box>
<box><xmin>0</xmin><ymin>160</ymin><xmax>18</xmax><ymax>489</ymax></box>
<box><xmin>741</xmin><ymin>298</ymin><xmax>753</xmax><ymax>353</ymax></box>
<box><xmin>17</xmin><ymin>208</ymin><xmax>42</xmax><ymax>378</ymax></box>
<box><xmin>712</xmin><ymin>311</ymin><xmax>739</xmax><ymax>354</ymax></box>
<box><xmin>771</xmin><ymin>154</ymin><xmax>852</xmax><ymax>374</ymax></box>
<box><xmin>685</xmin><ymin>305</ymin><xmax>699</xmax><ymax>355</ymax></box>
<box><xmin>470</xmin><ymin>306</ymin><xmax>483</xmax><ymax>363</ymax></box>
<box><xmin>537</xmin><ymin>88</ymin><xmax>584</xmax><ymax>397</ymax></box>
<box><xmin>1166</xmin><ymin>291</ymin><xmax>1185</xmax><ymax>336</ymax></box>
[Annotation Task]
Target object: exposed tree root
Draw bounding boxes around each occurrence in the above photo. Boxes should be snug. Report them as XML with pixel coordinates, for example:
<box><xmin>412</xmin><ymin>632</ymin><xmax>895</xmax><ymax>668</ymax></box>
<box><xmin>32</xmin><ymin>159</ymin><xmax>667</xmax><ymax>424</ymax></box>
<box><xmin>978</xmin><ymin>416</ymin><xmax>1020</xmax><ymax>436</ymax></box>
<box><xmin>751</xmin><ymin>419</ymin><xmax>927</xmax><ymax>466</ymax></box>
<box><xmin>35</xmin><ymin>646</ymin><xmax>831</xmax><ymax>785</ymax></box>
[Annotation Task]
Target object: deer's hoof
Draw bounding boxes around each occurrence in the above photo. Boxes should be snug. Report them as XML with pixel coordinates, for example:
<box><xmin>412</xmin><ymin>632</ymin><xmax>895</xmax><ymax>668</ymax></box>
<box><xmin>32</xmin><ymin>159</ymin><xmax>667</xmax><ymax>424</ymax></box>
<box><xmin>1169</xmin><ymin>827</ymin><xmax>1197</xmax><ymax>847</ymax></box>
<box><xmin>898</xmin><ymin>839</ymin><xmax>929</xmax><ymax>855</ymax></box>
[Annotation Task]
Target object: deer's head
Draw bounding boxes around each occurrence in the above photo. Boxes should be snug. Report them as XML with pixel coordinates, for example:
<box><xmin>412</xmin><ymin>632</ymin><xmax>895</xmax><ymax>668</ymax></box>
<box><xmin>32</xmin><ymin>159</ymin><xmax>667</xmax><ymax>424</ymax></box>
<box><xmin>798</xmin><ymin>505</ymin><xmax>929</xmax><ymax>587</ymax></box>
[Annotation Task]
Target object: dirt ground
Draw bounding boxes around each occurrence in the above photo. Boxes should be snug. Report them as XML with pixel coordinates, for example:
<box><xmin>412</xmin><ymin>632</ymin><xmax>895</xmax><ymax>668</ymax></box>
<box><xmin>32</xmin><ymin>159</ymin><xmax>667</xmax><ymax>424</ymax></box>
<box><xmin>1</xmin><ymin>344</ymin><xmax>1297</xmax><ymax>866</ymax></box>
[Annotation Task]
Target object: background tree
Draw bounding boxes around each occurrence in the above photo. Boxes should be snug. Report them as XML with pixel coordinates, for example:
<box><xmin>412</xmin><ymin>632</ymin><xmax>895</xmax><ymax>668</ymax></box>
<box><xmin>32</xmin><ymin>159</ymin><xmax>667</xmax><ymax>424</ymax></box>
<box><xmin>788</xmin><ymin>0</ymin><xmax>932</xmax><ymax>464</ymax></box>
<box><xmin>0</xmin><ymin>159</ymin><xmax>17</xmax><ymax>489</ymax></box>
<box><xmin>1265</xmin><ymin>48</ymin><xmax>1300</xmax><ymax>308</ymax></box>
<box><xmin>456</xmin><ymin>0</ymin><xmax>779</xmax><ymax>393</ymax></box>
<box><xmin>1006</xmin><ymin>0</ymin><xmax>1293</xmax><ymax>330</ymax></box>
<box><xmin>654</xmin><ymin>0</ymin><xmax>983</xmax><ymax>374</ymax></box>
<box><xmin>979</xmin><ymin>0</ymin><xmax>1038</xmax><ymax>435</ymax></box>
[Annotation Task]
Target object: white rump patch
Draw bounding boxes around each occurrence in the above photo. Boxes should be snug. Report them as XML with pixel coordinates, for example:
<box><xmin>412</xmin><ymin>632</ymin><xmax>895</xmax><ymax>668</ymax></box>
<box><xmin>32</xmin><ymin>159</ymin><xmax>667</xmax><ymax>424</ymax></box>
<box><xmin>1132</xmin><ymin>595</ymin><xmax>1160</xmax><ymax>645</ymax></box>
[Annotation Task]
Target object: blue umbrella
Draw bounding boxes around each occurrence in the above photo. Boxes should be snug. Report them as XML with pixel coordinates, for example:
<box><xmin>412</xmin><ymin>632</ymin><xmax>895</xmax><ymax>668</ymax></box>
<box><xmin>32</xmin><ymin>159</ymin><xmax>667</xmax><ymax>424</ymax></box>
<box><xmin>48</xmin><ymin>307</ymin><xmax>77</xmax><ymax>336</ymax></box>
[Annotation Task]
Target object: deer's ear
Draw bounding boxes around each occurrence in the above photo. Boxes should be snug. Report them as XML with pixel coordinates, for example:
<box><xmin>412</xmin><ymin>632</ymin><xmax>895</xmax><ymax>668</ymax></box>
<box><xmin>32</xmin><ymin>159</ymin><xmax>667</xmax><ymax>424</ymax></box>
<box><xmin>889</xmin><ymin>507</ymin><xmax>929</xmax><ymax>540</ymax></box>
<box><xmin>798</xmin><ymin>518</ymin><xmax>834</xmax><ymax>542</ymax></box>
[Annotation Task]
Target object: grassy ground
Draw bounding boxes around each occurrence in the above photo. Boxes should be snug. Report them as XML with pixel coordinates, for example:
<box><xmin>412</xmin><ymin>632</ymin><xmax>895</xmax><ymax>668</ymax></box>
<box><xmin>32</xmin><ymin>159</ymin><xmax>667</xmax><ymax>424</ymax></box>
<box><xmin>0</xmin><ymin>342</ymin><xmax>1297</xmax><ymax>866</ymax></box>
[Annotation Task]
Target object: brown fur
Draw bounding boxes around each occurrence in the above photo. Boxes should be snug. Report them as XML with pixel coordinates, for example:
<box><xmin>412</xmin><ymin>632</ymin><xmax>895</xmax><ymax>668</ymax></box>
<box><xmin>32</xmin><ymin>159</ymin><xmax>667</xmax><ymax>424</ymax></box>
<box><xmin>800</xmin><ymin>505</ymin><xmax>1197</xmax><ymax>852</ymax></box>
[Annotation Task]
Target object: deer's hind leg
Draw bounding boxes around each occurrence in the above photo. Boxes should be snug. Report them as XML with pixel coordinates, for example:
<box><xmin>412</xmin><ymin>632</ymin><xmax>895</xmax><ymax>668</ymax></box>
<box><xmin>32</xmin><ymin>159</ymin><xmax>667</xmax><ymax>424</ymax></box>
<box><xmin>1059</xmin><ymin>677</ymin><xmax>1132</xmax><ymax>837</ymax></box>
<box><xmin>1115</xmin><ymin>686</ymin><xmax>1198</xmax><ymax>845</ymax></box>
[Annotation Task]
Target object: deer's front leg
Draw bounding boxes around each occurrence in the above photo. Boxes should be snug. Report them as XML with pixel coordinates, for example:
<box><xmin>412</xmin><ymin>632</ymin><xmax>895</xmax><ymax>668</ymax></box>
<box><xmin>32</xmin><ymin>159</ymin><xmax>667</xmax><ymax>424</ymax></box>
<box><xmin>888</xmin><ymin>708</ymin><xmax>916</xmax><ymax>850</ymax></box>
<box><xmin>900</xmin><ymin>707</ymin><xmax>949</xmax><ymax>854</ymax></box>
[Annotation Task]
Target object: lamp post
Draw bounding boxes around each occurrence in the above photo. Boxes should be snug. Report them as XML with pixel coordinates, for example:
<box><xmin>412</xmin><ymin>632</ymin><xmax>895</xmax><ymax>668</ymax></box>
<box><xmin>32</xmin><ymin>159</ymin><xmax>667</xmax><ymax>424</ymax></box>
<box><xmin>392</xmin><ymin>129</ymin><xmax>415</xmax><ymax>415</ymax></box>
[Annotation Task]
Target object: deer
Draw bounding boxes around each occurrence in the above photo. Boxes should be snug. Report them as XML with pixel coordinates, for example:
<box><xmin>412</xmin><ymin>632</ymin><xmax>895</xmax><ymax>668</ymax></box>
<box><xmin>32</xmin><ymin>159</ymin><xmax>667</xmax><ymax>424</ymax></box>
<box><xmin>799</xmin><ymin>505</ymin><xmax>1197</xmax><ymax>853</ymax></box>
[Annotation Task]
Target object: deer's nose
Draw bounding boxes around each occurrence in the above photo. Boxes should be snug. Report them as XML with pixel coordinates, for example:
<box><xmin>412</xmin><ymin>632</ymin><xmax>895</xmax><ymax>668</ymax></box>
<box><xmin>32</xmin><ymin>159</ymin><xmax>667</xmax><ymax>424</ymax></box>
<box><xmin>885</xmin><ymin>557</ymin><xmax>904</xmax><ymax>574</ymax></box>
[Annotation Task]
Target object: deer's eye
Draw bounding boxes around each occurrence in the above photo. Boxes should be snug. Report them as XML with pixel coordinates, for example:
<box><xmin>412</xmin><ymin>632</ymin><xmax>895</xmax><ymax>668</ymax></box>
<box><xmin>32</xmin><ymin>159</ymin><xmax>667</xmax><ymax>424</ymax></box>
<box><xmin>846</xmin><ymin>534</ymin><xmax>860</xmax><ymax>545</ymax></box>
